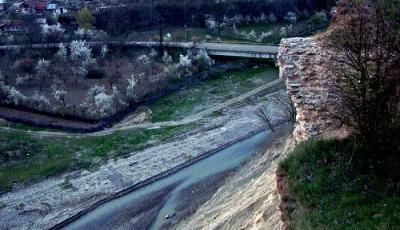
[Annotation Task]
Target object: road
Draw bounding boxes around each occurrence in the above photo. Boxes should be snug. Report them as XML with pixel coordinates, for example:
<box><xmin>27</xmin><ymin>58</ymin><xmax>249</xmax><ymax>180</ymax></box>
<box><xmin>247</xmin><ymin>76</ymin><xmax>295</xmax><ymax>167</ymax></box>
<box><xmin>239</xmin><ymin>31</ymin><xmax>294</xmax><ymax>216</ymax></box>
<box><xmin>0</xmin><ymin>78</ymin><xmax>283</xmax><ymax>138</ymax></box>
<box><xmin>0</xmin><ymin>41</ymin><xmax>278</xmax><ymax>59</ymax></box>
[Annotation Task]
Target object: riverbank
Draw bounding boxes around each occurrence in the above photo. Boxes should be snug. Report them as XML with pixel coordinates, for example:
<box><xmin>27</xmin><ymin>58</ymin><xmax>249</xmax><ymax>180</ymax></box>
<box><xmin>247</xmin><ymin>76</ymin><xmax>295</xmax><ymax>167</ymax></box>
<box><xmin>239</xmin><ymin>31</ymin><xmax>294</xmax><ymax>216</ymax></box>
<box><xmin>0</xmin><ymin>90</ymin><xmax>287</xmax><ymax>230</ymax></box>
<box><xmin>175</xmin><ymin>126</ymin><xmax>295</xmax><ymax>230</ymax></box>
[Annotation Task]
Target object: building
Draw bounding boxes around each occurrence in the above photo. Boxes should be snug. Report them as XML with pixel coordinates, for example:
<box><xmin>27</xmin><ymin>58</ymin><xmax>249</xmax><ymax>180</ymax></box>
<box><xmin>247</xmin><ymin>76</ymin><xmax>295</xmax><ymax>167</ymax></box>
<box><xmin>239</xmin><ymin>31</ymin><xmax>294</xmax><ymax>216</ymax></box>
<box><xmin>0</xmin><ymin>20</ymin><xmax>26</xmax><ymax>35</ymax></box>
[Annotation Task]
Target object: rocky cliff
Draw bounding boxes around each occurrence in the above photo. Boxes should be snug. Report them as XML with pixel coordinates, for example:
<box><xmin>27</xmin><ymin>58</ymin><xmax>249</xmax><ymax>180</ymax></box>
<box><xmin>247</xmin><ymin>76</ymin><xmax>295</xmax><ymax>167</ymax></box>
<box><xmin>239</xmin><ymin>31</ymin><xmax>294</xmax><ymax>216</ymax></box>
<box><xmin>278</xmin><ymin>37</ymin><xmax>343</xmax><ymax>141</ymax></box>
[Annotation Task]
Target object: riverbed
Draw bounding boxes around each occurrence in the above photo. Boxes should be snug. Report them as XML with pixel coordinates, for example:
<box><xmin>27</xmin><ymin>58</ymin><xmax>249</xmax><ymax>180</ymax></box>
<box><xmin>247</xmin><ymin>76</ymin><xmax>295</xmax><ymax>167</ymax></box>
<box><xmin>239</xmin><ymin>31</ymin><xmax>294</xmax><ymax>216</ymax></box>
<box><xmin>62</xmin><ymin>130</ymin><xmax>274</xmax><ymax>230</ymax></box>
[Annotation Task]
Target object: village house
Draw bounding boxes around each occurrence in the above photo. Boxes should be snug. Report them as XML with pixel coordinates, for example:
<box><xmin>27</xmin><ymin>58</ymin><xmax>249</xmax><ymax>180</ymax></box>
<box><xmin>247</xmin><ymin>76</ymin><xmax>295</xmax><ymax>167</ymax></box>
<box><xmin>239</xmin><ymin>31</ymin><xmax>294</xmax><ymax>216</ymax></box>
<box><xmin>20</xmin><ymin>0</ymin><xmax>64</xmax><ymax>15</ymax></box>
<box><xmin>0</xmin><ymin>20</ymin><xmax>26</xmax><ymax>35</ymax></box>
<box><xmin>0</xmin><ymin>0</ymin><xmax>5</xmax><ymax>12</ymax></box>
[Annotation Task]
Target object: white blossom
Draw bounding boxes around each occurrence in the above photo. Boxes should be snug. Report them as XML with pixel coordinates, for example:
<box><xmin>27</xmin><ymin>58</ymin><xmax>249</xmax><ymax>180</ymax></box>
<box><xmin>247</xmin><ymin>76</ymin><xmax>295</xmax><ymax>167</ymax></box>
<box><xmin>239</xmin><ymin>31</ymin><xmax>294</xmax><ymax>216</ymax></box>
<box><xmin>279</xmin><ymin>27</ymin><xmax>288</xmax><ymax>37</ymax></box>
<box><xmin>163</xmin><ymin>33</ymin><xmax>172</xmax><ymax>41</ymax></box>
<box><xmin>74</xmin><ymin>28</ymin><xmax>94</xmax><ymax>39</ymax></box>
<box><xmin>41</xmin><ymin>23</ymin><xmax>65</xmax><ymax>35</ymax></box>
<box><xmin>70</xmin><ymin>40</ymin><xmax>95</xmax><ymax>66</ymax></box>
<box><xmin>126</xmin><ymin>75</ymin><xmax>137</xmax><ymax>98</ymax></box>
<box><xmin>284</xmin><ymin>11</ymin><xmax>298</xmax><ymax>23</ymax></box>
<box><xmin>56</xmin><ymin>43</ymin><xmax>67</xmax><ymax>61</ymax></box>
<box><xmin>205</xmin><ymin>16</ymin><xmax>217</xmax><ymax>31</ymax></box>
<box><xmin>177</xmin><ymin>54</ymin><xmax>192</xmax><ymax>68</ymax></box>
<box><xmin>137</xmin><ymin>55</ymin><xmax>150</xmax><ymax>66</ymax></box>
<box><xmin>30</xmin><ymin>91</ymin><xmax>50</xmax><ymax>111</ymax></box>
<box><xmin>162</xmin><ymin>51</ymin><xmax>173</xmax><ymax>65</ymax></box>
<box><xmin>268</xmin><ymin>13</ymin><xmax>277</xmax><ymax>23</ymax></box>
<box><xmin>16</xmin><ymin>75</ymin><xmax>25</xmax><ymax>85</ymax></box>
<box><xmin>8</xmin><ymin>87</ymin><xmax>26</xmax><ymax>105</ymax></box>
<box><xmin>149</xmin><ymin>49</ymin><xmax>158</xmax><ymax>58</ymax></box>
<box><xmin>94</xmin><ymin>92</ymin><xmax>113</xmax><ymax>116</ymax></box>
<box><xmin>194</xmin><ymin>50</ymin><xmax>214</xmax><ymax>69</ymax></box>
<box><xmin>101</xmin><ymin>45</ymin><xmax>108</xmax><ymax>58</ymax></box>
<box><xmin>35</xmin><ymin>59</ymin><xmax>50</xmax><ymax>73</ymax></box>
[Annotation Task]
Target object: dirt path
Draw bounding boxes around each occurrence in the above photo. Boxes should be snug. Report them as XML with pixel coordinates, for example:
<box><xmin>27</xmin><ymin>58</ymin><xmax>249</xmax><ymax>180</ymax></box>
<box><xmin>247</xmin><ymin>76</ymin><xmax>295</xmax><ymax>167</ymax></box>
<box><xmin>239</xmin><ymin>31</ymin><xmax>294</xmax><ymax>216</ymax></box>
<box><xmin>0</xmin><ymin>79</ymin><xmax>283</xmax><ymax>138</ymax></box>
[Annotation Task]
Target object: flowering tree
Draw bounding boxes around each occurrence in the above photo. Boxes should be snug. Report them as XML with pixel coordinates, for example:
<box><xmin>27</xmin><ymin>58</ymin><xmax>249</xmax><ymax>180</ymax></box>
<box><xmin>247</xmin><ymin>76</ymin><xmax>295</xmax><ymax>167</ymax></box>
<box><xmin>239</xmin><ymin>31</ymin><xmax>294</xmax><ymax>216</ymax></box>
<box><xmin>284</xmin><ymin>11</ymin><xmax>297</xmax><ymax>24</ymax></box>
<box><xmin>55</xmin><ymin>43</ymin><xmax>67</xmax><ymax>61</ymax></box>
<box><xmin>41</xmin><ymin>23</ymin><xmax>65</xmax><ymax>42</ymax></box>
<box><xmin>94</xmin><ymin>92</ymin><xmax>113</xmax><ymax>117</ymax></box>
<box><xmin>70</xmin><ymin>40</ymin><xmax>95</xmax><ymax>66</ymax></box>
<box><xmin>194</xmin><ymin>50</ymin><xmax>214</xmax><ymax>70</ymax></box>
<box><xmin>126</xmin><ymin>75</ymin><xmax>138</xmax><ymax>100</ymax></box>
<box><xmin>70</xmin><ymin>40</ymin><xmax>95</xmax><ymax>87</ymax></box>
<box><xmin>35</xmin><ymin>59</ymin><xmax>50</xmax><ymax>91</ymax></box>
<box><xmin>162</xmin><ymin>51</ymin><xmax>173</xmax><ymax>65</ymax></box>
<box><xmin>6</xmin><ymin>86</ymin><xmax>26</xmax><ymax>105</ymax></box>
<box><xmin>29</xmin><ymin>91</ymin><xmax>51</xmax><ymax>111</ymax></box>
<box><xmin>137</xmin><ymin>55</ymin><xmax>151</xmax><ymax>66</ymax></box>
<box><xmin>52</xmin><ymin>81</ymin><xmax>67</xmax><ymax>107</ymax></box>
<box><xmin>176</xmin><ymin>53</ymin><xmax>193</xmax><ymax>78</ymax></box>
<box><xmin>101</xmin><ymin>45</ymin><xmax>108</xmax><ymax>58</ymax></box>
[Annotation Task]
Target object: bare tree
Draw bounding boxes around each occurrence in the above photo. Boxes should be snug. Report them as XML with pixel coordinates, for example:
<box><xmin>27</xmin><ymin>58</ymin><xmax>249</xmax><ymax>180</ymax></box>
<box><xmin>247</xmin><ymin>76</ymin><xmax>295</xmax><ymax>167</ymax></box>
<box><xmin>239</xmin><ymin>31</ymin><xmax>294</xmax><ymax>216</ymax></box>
<box><xmin>271</xmin><ymin>93</ymin><xmax>296</xmax><ymax>124</ymax></box>
<box><xmin>328</xmin><ymin>0</ymin><xmax>400</xmax><ymax>162</ymax></box>
<box><xmin>256</xmin><ymin>106</ymin><xmax>275</xmax><ymax>133</ymax></box>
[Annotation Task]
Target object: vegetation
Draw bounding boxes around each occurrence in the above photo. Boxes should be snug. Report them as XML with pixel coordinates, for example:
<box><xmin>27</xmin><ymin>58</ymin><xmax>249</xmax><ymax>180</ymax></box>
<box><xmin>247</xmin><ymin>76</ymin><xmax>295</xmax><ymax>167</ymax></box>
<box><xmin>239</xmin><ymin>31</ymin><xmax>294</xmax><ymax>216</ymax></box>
<box><xmin>280</xmin><ymin>137</ymin><xmax>400</xmax><ymax>228</ymax></box>
<box><xmin>94</xmin><ymin>0</ymin><xmax>335</xmax><ymax>35</ymax></box>
<box><xmin>76</xmin><ymin>8</ymin><xmax>96</xmax><ymax>30</ymax></box>
<box><xmin>280</xmin><ymin>1</ymin><xmax>400</xmax><ymax>228</ymax></box>
<box><xmin>149</xmin><ymin>66</ymin><xmax>278</xmax><ymax>122</ymax></box>
<box><xmin>329</xmin><ymin>0</ymin><xmax>400</xmax><ymax>178</ymax></box>
<box><xmin>0</xmin><ymin>45</ymin><xmax>214</xmax><ymax>121</ymax></box>
<box><xmin>0</xmin><ymin>124</ymin><xmax>196</xmax><ymax>191</ymax></box>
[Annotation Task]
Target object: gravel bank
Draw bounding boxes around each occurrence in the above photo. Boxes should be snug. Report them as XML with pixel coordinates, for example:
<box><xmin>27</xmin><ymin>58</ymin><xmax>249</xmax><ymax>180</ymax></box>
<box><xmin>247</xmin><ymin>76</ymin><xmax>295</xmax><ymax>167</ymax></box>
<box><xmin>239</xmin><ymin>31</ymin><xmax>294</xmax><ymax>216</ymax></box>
<box><xmin>0</xmin><ymin>92</ymin><xmax>286</xmax><ymax>230</ymax></box>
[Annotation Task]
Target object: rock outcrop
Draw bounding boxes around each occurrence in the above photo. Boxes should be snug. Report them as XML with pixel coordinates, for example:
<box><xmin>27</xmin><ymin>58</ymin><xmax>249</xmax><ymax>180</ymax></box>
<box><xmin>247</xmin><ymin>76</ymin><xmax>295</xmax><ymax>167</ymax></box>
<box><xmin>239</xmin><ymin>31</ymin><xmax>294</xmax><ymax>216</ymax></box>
<box><xmin>278</xmin><ymin>37</ymin><xmax>343</xmax><ymax>141</ymax></box>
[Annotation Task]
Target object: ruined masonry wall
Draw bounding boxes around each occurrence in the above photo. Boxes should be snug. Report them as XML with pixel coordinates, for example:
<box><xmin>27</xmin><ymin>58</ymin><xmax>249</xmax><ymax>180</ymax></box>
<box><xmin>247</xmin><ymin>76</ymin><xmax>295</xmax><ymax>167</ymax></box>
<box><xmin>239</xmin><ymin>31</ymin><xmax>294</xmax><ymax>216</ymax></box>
<box><xmin>278</xmin><ymin>37</ymin><xmax>342</xmax><ymax>141</ymax></box>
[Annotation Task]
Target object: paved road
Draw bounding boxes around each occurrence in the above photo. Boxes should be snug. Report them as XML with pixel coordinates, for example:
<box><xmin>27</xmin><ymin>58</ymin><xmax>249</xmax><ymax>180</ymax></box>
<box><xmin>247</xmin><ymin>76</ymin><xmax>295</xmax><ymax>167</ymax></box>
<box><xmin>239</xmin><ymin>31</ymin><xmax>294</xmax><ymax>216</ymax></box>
<box><xmin>0</xmin><ymin>41</ymin><xmax>278</xmax><ymax>58</ymax></box>
<box><xmin>0</xmin><ymin>78</ymin><xmax>283</xmax><ymax>138</ymax></box>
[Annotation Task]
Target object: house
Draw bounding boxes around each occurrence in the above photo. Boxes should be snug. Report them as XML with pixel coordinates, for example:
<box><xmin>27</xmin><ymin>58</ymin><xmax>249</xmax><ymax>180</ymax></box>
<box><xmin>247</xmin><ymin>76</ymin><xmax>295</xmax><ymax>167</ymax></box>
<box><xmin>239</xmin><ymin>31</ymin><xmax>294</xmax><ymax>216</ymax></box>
<box><xmin>0</xmin><ymin>20</ymin><xmax>26</xmax><ymax>35</ymax></box>
<box><xmin>0</xmin><ymin>0</ymin><xmax>5</xmax><ymax>11</ymax></box>
<box><xmin>21</xmin><ymin>0</ymin><xmax>36</xmax><ymax>14</ymax></box>
<box><xmin>21</xmin><ymin>0</ymin><xmax>59</xmax><ymax>15</ymax></box>
<box><xmin>35</xmin><ymin>1</ymin><xmax>48</xmax><ymax>14</ymax></box>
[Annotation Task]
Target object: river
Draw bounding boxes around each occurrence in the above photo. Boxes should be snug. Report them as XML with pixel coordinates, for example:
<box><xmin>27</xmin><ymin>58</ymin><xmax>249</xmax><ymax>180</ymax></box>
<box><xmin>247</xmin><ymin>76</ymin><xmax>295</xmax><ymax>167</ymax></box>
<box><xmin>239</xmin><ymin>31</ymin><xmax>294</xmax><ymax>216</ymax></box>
<box><xmin>63</xmin><ymin>130</ymin><xmax>273</xmax><ymax>230</ymax></box>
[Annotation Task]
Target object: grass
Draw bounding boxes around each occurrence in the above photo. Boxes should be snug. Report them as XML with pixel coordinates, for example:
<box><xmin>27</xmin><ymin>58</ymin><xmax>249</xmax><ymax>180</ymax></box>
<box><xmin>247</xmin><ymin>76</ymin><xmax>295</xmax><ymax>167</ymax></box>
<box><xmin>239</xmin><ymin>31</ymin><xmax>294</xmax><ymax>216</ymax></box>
<box><xmin>0</xmin><ymin>119</ymin><xmax>61</xmax><ymax>132</ymax></box>
<box><xmin>0</xmin><ymin>124</ymin><xmax>196</xmax><ymax>191</ymax></box>
<box><xmin>279</xmin><ymin>138</ymin><xmax>400</xmax><ymax>229</ymax></box>
<box><xmin>148</xmin><ymin>66</ymin><xmax>278</xmax><ymax>122</ymax></box>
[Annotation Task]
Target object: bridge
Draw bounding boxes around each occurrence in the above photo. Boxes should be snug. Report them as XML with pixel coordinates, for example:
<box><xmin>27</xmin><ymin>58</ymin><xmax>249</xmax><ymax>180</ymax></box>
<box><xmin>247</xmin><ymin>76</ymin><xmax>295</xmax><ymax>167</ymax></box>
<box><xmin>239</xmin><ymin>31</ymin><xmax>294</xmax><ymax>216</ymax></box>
<box><xmin>0</xmin><ymin>41</ymin><xmax>279</xmax><ymax>59</ymax></box>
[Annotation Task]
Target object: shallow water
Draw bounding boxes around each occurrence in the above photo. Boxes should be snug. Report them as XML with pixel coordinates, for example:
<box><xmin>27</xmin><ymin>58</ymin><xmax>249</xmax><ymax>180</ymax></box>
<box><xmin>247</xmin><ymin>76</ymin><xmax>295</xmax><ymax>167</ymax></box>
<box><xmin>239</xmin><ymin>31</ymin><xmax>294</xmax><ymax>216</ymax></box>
<box><xmin>64</xmin><ymin>130</ymin><xmax>271</xmax><ymax>230</ymax></box>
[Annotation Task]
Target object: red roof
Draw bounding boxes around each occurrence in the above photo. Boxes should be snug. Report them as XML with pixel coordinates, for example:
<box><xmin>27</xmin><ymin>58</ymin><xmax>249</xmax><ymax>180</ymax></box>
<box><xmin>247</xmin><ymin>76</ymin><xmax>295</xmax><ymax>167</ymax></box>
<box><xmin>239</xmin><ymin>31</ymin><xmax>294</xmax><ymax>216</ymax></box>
<box><xmin>35</xmin><ymin>1</ymin><xmax>48</xmax><ymax>10</ymax></box>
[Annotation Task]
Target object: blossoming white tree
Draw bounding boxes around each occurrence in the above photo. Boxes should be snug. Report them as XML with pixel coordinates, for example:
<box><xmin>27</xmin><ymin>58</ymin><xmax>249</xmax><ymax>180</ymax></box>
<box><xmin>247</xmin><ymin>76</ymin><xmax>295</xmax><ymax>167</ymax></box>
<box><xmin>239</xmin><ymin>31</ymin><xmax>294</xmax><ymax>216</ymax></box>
<box><xmin>35</xmin><ymin>59</ymin><xmax>50</xmax><ymax>91</ymax></box>
<box><xmin>70</xmin><ymin>40</ymin><xmax>95</xmax><ymax>87</ymax></box>
<box><xmin>101</xmin><ymin>45</ymin><xmax>108</xmax><ymax>58</ymax></box>
<box><xmin>126</xmin><ymin>75</ymin><xmax>138</xmax><ymax>100</ymax></box>
<box><xmin>162</xmin><ymin>51</ymin><xmax>173</xmax><ymax>65</ymax></box>
<box><xmin>284</xmin><ymin>11</ymin><xmax>298</xmax><ymax>24</ymax></box>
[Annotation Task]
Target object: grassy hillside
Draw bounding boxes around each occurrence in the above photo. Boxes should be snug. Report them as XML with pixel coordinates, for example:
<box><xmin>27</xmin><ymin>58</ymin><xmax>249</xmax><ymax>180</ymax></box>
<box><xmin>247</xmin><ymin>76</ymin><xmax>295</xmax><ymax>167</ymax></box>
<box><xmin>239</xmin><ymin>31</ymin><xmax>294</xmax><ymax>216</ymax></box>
<box><xmin>279</xmin><ymin>138</ymin><xmax>400</xmax><ymax>228</ymax></box>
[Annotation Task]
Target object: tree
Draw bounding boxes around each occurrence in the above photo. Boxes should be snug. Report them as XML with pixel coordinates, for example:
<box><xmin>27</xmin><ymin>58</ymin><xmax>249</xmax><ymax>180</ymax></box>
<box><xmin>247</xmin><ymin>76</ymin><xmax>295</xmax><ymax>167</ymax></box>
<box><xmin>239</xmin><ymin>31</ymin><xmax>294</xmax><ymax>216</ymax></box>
<box><xmin>70</xmin><ymin>40</ymin><xmax>95</xmax><ymax>87</ymax></box>
<box><xmin>35</xmin><ymin>59</ymin><xmax>50</xmax><ymax>91</ymax></box>
<box><xmin>256</xmin><ymin>106</ymin><xmax>275</xmax><ymax>133</ymax></box>
<box><xmin>76</xmin><ymin>8</ymin><xmax>96</xmax><ymax>29</ymax></box>
<box><xmin>328</xmin><ymin>0</ymin><xmax>400</xmax><ymax>174</ymax></box>
<box><xmin>54</xmin><ymin>43</ymin><xmax>69</xmax><ymax>85</ymax></box>
<box><xmin>109</xmin><ymin>58</ymin><xmax>123</xmax><ymax>88</ymax></box>
<box><xmin>126</xmin><ymin>75</ymin><xmax>137</xmax><ymax>101</ymax></box>
<box><xmin>52</xmin><ymin>81</ymin><xmax>67</xmax><ymax>107</ymax></box>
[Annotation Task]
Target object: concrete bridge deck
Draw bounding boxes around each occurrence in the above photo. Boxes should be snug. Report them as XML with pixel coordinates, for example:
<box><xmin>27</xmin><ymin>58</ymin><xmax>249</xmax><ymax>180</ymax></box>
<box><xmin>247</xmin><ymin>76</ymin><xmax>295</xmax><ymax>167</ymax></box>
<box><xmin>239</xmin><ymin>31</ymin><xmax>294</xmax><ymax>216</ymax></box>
<box><xmin>0</xmin><ymin>41</ymin><xmax>279</xmax><ymax>59</ymax></box>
